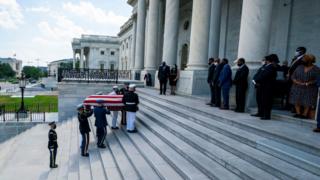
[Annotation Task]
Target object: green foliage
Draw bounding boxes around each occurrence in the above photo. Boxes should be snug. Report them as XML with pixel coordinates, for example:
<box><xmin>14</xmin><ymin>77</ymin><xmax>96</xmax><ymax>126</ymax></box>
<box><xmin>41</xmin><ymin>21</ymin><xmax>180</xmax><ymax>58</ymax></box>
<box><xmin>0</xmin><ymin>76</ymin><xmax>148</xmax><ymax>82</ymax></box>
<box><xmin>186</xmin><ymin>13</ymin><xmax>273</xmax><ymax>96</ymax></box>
<box><xmin>22</xmin><ymin>66</ymin><xmax>44</xmax><ymax>80</ymax></box>
<box><xmin>0</xmin><ymin>63</ymin><xmax>16</xmax><ymax>79</ymax></box>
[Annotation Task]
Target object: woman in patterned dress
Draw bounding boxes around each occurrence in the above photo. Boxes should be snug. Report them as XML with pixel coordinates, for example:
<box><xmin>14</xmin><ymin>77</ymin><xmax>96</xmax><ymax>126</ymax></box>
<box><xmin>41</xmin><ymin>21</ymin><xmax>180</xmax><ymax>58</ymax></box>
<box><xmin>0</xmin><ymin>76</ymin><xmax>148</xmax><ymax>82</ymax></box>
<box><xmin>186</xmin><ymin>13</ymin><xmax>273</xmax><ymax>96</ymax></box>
<box><xmin>290</xmin><ymin>54</ymin><xmax>320</xmax><ymax>119</ymax></box>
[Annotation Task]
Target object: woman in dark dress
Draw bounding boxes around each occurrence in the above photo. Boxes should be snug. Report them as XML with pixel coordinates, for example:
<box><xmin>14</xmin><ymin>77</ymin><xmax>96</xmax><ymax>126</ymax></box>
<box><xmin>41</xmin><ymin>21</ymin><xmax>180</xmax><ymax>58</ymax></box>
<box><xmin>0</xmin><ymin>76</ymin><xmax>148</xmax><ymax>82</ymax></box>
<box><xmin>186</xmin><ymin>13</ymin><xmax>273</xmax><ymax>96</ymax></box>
<box><xmin>169</xmin><ymin>64</ymin><xmax>179</xmax><ymax>95</ymax></box>
<box><xmin>290</xmin><ymin>54</ymin><xmax>320</xmax><ymax>119</ymax></box>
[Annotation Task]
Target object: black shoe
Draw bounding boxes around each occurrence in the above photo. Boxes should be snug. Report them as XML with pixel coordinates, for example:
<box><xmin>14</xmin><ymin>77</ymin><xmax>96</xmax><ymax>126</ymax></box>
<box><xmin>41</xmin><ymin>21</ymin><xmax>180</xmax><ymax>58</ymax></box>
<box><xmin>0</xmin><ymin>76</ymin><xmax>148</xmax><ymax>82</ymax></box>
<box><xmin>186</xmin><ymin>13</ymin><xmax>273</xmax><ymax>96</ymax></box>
<box><xmin>50</xmin><ymin>164</ymin><xmax>58</xmax><ymax>168</ymax></box>
<box><xmin>260</xmin><ymin>117</ymin><xmax>271</xmax><ymax>120</ymax></box>
<box><xmin>206</xmin><ymin>103</ymin><xmax>213</xmax><ymax>106</ymax></box>
<box><xmin>98</xmin><ymin>144</ymin><xmax>106</xmax><ymax>148</ymax></box>
<box><xmin>111</xmin><ymin>127</ymin><xmax>119</xmax><ymax>130</ymax></box>
<box><xmin>81</xmin><ymin>153</ymin><xmax>89</xmax><ymax>157</ymax></box>
<box><xmin>251</xmin><ymin>113</ymin><xmax>262</xmax><ymax>117</ymax></box>
<box><xmin>127</xmin><ymin>129</ymin><xmax>138</xmax><ymax>133</ymax></box>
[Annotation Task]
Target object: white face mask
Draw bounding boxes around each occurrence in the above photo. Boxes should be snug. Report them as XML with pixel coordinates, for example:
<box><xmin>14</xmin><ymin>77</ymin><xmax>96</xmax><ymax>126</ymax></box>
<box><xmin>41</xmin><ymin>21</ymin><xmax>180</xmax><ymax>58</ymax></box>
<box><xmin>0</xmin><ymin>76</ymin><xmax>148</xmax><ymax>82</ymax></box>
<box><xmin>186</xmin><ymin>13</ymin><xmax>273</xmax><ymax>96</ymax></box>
<box><xmin>295</xmin><ymin>51</ymin><xmax>301</xmax><ymax>56</ymax></box>
<box><xmin>214</xmin><ymin>62</ymin><xmax>218</xmax><ymax>66</ymax></box>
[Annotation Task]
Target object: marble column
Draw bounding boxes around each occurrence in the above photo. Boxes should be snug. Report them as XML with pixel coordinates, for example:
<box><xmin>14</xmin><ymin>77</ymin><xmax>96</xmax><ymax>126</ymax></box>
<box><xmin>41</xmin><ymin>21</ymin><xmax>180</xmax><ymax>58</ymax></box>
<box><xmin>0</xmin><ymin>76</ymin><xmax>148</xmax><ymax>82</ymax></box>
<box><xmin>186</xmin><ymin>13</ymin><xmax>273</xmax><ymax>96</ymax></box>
<box><xmin>80</xmin><ymin>48</ymin><xmax>84</xmax><ymax>69</ymax></box>
<box><xmin>134</xmin><ymin>0</ymin><xmax>146</xmax><ymax>71</ymax></box>
<box><xmin>237</xmin><ymin>0</ymin><xmax>274</xmax><ymax>68</ymax></box>
<box><xmin>144</xmin><ymin>0</ymin><xmax>160</xmax><ymax>70</ymax></box>
<box><xmin>162</xmin><ymin>0</ymin><xmax>180</xmax><ymax>67</ymax></box>
<box><xmin>187</xmin><ymin>0</ymin><xmax>212</xmax><ymax>70</ymax></box>
<box><xmin>73</xmin><ymin>50</ymin><xmax>76</xmax><ymax>69</ymax></box>
<box><xmin>130</xmin><ymin>20</ymin><xmax>137</xmax><ymax>69</ymax></box>
<box><xmin>208</xmin><ymin>0</ymin><xmax>222</xmax><ymax>59</ymax></box>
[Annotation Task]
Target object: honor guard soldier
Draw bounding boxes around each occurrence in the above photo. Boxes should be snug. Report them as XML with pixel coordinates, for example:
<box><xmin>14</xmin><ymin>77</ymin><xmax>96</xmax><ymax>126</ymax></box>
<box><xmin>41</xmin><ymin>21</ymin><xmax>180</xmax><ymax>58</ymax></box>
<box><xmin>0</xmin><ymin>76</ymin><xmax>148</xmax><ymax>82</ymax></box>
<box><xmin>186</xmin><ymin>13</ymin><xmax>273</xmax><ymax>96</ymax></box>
<box><xmin>123</xmin><ymin>84</ymin><xmax>139</xmax><ymax>133</ymax></box>
<box><xmin>108</xmin><ymin>86</ymin><xmax>120</xmax><ymax>129</ymax></box>
<box><xmin>93</xmin><ymin>99</ymin><xmax>110</xmax><ymax>148</ymax></box>
<box><xmin>48</xmin><ymin>121</ymin><xmax>58</xmax><ymax>168</ymax></box>
<box><xmin>119</xmin><ymin>82</ymin><xmax>130</xmax><ymax>125</ymax></box>
<box><xmin>77</xmin><ymin>104</ymin><xmax>93</xmax><ymax>157</ymax></box>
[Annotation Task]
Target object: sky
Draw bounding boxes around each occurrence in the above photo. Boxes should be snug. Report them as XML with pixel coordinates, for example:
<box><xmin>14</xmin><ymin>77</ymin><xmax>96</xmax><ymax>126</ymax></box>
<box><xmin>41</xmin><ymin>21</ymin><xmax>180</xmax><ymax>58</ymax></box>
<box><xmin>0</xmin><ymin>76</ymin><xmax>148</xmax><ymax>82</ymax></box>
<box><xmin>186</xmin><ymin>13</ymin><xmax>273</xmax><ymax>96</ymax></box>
<box><xmin>0</xmin><ymin>0</ymin><xmax>131</xmax><ymax>66</ymax></box>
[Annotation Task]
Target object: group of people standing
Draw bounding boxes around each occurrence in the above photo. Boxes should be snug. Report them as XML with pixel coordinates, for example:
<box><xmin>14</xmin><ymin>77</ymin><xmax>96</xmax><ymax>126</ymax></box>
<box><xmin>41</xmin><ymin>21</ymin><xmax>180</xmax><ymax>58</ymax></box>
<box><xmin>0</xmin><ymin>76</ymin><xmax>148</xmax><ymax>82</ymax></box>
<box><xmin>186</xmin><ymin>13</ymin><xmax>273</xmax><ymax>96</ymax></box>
<box><xmin>157</xmin><ymin>61</ymin><xmax>179</xmax><ymax>95</ymax></box>
<box><xmin>206</xmin><ymin>46</ymin><xmax>320</xmax><ymax>128</ymax></box>
<box><xmin>207</xmin><ymin>57</ymin><xmax>249</xmax><ymax>112</ymax></box>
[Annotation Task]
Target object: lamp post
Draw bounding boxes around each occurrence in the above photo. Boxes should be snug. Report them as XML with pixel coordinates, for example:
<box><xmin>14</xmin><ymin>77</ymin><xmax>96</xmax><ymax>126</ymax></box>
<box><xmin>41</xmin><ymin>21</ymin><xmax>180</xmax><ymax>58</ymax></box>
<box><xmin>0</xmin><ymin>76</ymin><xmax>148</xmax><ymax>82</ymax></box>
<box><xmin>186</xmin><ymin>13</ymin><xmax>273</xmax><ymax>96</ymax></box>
<box><xmin>17</xmin><ymin>73</ymin><xmax>27</xmax><ymax>117</ymax></box>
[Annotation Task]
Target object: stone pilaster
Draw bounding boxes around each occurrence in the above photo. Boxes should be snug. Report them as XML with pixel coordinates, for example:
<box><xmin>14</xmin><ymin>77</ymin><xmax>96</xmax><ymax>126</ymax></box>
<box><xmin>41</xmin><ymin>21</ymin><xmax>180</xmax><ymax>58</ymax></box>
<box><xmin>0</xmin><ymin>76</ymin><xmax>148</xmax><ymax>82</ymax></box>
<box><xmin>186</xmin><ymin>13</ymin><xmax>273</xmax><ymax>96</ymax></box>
<box><xmin>134</xmin><ymin>0</ymin><xmax>146</xmax><ymax>71</ymax></box>
<box><xmin>208</xmin><ymin>0</ymin><xmax>222</xmax><ymax>59</ymax></box>
<box><xmin>80</xmin><ymin>48</ymin><xmax>84</xmax><ymax>69</ymax></box>
<box><xmin>186</xmin><ymin>0</ymin><xmax>212</xmax><ymax>70</ymax></box>
<box><xmin>162</xmin><ymin>0</ymin><xmax>180</xmax><ymax>67</ymax></box>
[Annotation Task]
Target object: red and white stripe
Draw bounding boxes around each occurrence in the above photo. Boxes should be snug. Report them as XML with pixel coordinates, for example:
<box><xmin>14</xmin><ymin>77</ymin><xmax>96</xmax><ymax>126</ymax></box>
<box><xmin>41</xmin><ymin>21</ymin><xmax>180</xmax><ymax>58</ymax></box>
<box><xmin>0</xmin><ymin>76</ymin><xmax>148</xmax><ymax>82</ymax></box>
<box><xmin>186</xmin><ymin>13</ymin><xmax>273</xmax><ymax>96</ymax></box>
<box><xmin>83</xmin><ymin>95</ymin><xmax>124</xmax><ymax>111</ymax></box>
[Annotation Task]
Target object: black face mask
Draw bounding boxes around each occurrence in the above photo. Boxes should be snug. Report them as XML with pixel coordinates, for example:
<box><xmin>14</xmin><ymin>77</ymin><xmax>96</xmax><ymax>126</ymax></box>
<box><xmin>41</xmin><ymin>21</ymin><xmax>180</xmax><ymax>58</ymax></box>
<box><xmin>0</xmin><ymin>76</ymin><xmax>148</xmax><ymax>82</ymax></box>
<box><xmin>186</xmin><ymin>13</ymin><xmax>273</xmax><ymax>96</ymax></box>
<box><xmin>237</xmin><ymin>63</ymin><xmax>243</xmax><ymax>67</ymax></box>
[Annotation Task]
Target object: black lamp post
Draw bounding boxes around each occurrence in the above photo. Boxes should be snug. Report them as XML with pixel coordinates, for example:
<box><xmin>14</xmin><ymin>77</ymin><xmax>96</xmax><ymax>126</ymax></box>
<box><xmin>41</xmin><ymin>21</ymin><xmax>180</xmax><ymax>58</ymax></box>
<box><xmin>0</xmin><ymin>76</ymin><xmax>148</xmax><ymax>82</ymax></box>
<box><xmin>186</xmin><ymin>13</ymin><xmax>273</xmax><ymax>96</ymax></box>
<box><xmin>18</xmin><ymin>73</ymin><xmax>27</xmax><ymax>115</ymax></box>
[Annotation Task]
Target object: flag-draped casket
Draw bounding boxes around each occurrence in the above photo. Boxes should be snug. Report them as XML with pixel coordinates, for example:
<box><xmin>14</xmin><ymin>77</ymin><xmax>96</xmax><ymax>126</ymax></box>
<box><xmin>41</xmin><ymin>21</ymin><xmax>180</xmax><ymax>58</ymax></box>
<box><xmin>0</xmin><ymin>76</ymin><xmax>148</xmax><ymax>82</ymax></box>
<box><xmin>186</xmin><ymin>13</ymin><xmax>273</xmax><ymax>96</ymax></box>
<box><xmin>83</xmin><ymin>95</ymin><xmax>124</xmax><ymax>111</ymax></box>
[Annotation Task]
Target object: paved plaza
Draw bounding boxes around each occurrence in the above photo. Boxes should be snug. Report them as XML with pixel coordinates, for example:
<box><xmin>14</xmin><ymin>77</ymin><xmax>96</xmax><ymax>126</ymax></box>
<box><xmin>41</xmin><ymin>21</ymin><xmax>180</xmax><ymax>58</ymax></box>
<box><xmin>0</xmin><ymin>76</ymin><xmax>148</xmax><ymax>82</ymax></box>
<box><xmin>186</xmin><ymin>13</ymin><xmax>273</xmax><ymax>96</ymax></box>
<box><xmin>0</xmin><ymin>88</ymin><xmax>319</xmax><ymax>180</ymax></box>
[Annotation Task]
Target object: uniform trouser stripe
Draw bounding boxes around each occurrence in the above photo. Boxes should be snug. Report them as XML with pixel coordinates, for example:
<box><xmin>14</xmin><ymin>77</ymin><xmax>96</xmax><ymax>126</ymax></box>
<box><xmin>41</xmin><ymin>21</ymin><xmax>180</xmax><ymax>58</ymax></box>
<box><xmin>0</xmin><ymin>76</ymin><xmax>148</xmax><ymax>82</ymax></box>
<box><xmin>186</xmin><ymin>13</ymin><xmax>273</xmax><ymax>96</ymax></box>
<box><xmin>85</xmin><ymin>133</ymin><xmax>89</xmax><ymax>153</ymax></box>
<box><xmin>100</xmin><ymin>127</ymin><xmax>106</xmax><ymax>146</ymax></box>
<box><xmin>50</xmin><ymin>149</ymin><xmax>54</xmax><ymax>166</ymax></box>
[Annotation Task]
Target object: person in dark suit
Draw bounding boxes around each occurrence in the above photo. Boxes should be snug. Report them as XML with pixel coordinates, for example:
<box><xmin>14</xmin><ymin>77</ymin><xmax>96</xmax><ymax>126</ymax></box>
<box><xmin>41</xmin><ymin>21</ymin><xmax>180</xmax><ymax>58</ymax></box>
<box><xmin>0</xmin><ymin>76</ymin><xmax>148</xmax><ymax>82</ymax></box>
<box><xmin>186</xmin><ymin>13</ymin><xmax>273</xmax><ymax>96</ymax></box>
<box><xmin>48</xmin><ymin>122</ymin><xmax>58</xmax><ymax>168</ymax></box>
<box><xmin>158</xmin><ymin>61</ymin><xmax>170</xmax><ymax>95</ymax></box>
<box><xmin>206</xmin><ymin>58</ymin><xmax>216</xmax><ymax>106</ymax></box>
<box><xmin>288</xmin><ymin>47</ymin><xmax>307</xmax><ymax>79</ymax></box>
<box><xmin>119</xmin><ymin>82</ymin><xmax>129</xmax><ymax>125</ymax></box>
<box><xmin>218</xmin><ymin>58</ymin><xmax>232</xmax><ymax>109</ymax></box>
<box><xmin>94</xmin><ymin>100</ymin><xmax>110</xmax><ymax>148</ymax></box>
<box><xmin>213</xmin><ymin>58</ymin><xmax>223</xmax><ymax>107</ymax></box>
<box><xmin>233</xmin><ymin>58</ymin><xmax>249</xmax><ymax>112</ymax></box>
<box><xmin>252</xmin><ymin>54</ymin><xmax>279</xmax><ymax>120</ymax></box>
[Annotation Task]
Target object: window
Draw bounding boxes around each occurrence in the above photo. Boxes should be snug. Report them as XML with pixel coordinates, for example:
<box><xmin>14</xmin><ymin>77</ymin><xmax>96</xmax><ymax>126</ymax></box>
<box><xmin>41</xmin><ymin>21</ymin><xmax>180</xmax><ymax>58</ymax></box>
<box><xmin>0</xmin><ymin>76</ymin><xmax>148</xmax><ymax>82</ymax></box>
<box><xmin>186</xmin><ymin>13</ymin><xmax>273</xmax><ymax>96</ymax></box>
<box><xmin>100</xmin><ymin>64</ymin><xmax>104</xmax><ymax>70</ymax></box>
<box><xmin>111</xmin><ymin>51</ymin><xmax>115</xmax><ymax>56</ymax></box>
<box><xmin>100</xmin><ymin>51</ymin><xmax>104</xmax><ymax>55</ymax></box>
<box><xmin>110</xmin><ymin>64</ymin><xmax>114</xmax><ymax>70</ymax></box>
<box><xmin>126</xmin><ymin>42</ymin><xmax>128</xmax><ymax>48</ymax></box>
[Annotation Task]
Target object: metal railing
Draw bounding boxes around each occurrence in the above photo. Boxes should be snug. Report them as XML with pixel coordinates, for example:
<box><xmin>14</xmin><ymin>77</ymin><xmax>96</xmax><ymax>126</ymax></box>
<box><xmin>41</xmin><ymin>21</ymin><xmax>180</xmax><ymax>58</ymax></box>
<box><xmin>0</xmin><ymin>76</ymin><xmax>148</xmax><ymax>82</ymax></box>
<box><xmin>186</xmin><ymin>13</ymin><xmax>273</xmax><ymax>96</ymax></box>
<box><xmin>0</xmin><ymin>103</ymin><xmax>57</xmax><ymax>122</ymax></box>
<box><xmin>58</xmin><ymin>68</ymin><xmax>131</xmax><ymax>83</ymax></box>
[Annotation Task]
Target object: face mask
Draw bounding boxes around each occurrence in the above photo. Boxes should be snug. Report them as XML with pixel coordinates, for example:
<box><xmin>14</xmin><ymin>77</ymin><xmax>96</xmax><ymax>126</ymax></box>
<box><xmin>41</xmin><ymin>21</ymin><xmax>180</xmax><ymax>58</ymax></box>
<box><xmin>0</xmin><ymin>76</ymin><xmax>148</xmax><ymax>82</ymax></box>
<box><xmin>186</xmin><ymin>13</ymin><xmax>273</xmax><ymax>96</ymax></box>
<box><xmin>237</xmin><ymin>63</ymin><xmax>243</xmax><ymax>67</ymax></box>
<box><xmin>295</xmin><ymin>51</ymin><xmax>301</xmax><ymax>56</ymax></box>
<box><xmin>214</xmin><ymin>63</ymin><xmax>218</xmax><ymax>66</ymax></box>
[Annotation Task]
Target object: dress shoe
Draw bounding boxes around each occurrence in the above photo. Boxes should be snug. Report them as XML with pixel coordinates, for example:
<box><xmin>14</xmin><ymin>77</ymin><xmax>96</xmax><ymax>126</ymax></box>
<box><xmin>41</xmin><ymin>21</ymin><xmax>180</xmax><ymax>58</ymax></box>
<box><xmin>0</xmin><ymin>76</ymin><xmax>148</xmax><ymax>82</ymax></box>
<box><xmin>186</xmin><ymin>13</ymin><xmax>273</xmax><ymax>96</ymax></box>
<box><xmin>251</xmin><ymin>113</ymin><xmax>261</xmax><ymax>117</ymax></box>
<box><xmin>260</xmin><ymin>117</ymin><xmax>271</xmax><ymax>120</ymax></box>
<box><xmin>111</xmin><ymin>126</ymin><xmax>119</xmax><ymax>130</ymax></box>
<box><xmin>220</xmin><ymin>107</ymin><xmax>229</xmax><ymax>110</ymax></box>
<box><xmin>81</xmin><ymin>153</ymin><xmax>89</xmax><ymax>157</ymax></box>
<box><xmin>98</xmin><ymin>144</ymin><xmax>106</xmax><ymax>148</ymax></box>
<box><xmin>313</xmin><ymin>128</ymin><xmax>320</xmax><ymax>133</ymax></box>
<box><xmin>50</xmin><ymin>164</ymin><xmax>58</xmax><ymax>168</ymax></box>
<box><xmin>127</xmin><ymin>129</ymin><xmax>138</xmax><ymax>133</ymax></box>
<box><xmin>206</xmin><ymin>103</ymin><xmax>213</xmax><ymax>106</ymax></box>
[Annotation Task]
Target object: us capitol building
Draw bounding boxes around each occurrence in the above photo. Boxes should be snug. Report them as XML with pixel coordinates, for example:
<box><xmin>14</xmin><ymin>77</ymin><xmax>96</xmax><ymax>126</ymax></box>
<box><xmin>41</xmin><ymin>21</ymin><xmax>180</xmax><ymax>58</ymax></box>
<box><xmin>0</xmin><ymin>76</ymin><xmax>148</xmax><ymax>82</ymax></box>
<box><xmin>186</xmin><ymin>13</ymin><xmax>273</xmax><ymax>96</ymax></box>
<box><xmin>72</xmin><ymin>0</ymin><xmax>320</xmax><ymax>97</ymax></box>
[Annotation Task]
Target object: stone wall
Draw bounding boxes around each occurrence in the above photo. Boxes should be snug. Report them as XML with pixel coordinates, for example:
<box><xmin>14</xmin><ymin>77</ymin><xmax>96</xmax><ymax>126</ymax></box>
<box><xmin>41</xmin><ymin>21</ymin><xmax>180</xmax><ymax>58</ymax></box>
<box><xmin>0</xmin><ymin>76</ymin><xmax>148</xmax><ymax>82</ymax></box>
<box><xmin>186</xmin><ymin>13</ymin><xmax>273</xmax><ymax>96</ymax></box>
<box><xmin>0</xmin><ymin>122</ymin><xmax>39</xmax><ymax>143</ymax></box>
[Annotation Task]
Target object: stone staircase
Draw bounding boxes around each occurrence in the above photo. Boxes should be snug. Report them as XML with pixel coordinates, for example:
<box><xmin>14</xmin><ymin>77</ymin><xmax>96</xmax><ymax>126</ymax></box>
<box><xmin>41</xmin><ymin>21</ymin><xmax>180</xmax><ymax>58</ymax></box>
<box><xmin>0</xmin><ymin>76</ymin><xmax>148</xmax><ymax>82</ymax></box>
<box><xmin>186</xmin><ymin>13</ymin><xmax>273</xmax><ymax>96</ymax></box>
<box><xmin>0</xmin><ymin>88</ymin><xmax>320</xmax><ymax>179</ymax></box>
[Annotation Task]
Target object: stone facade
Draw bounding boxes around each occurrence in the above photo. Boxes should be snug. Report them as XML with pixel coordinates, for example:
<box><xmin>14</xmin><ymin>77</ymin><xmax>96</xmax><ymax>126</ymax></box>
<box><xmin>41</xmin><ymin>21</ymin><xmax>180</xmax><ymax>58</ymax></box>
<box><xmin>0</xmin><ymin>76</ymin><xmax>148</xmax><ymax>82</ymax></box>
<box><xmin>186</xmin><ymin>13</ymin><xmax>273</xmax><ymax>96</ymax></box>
<box><xmin>71</xmin><ymin>35</ymin><xmax>120</xmax><ymax>70</ymax></box>
<box><xmin>120</xmin><ymin>0</ymin><xmax>320</xmax><ymax>106</ymax></box>
<box><xmin>48</xmin><ymin>58</ymin><xmax>73</xmax><ymax>76</ymax></box>
<box><xmin>0</xmin><ymin>57</ymin><xmax>22</xmax><ymax>76</ymax></box>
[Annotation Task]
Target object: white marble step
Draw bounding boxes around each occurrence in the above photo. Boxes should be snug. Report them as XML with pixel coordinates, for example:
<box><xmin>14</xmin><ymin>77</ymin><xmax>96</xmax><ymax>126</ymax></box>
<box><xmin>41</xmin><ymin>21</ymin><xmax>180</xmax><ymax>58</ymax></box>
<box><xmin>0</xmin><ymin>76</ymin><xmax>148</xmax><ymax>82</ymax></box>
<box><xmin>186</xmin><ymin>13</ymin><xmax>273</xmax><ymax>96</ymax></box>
<box><xmin>100</xmin><ymin>123</ymin><xmax>140</xmax><ymax>180</ymax></box>
<box><xmin>138</xmin><ymin>91</ymin><xmax>320</xmax><ymax>157</ymax></box>
<box><xmin>67</xmin><ymin>119</ymin><xmax>80</xmax><ymax>180</ymax></box>
<box><xmin>134</xmin><ymin>118</ymin><xmax>233</xmax><ymax>180</ymax></box>
<box><xmin>87</xmin><ymin>122</ymin><xmax>107</xmax><ymax>180</ymax></box>
<box><xmin>90</xmin><ymin>124</ymin><xmax>122</xmax><ymax>180</ymax></box>
<box><xmin>139</xmin><ymin>105</ymin><xmax>278</xmax><ymax>180</ymax></box>
<box><xmin>78</xmin><ymin>122</ymin><xmax>93</xmax><ymax>180</ymax></box>
<box><xmin>138</xmin><ymin>103</ymin><xmax>320</xmax><ymax>180</ymax></box>
<box><xmin>141</xmin><ymin>99</ymin><xmax>320</xmax><ymax>176</ymax></box>
<box><xmin>111</xmin><ymin>125</ymin><xmax>162</xmax><ymax>180</ymax></box>
<box><xmin>119</xmin><ymin>125</ymin><xmax>184</xmax><ymax>180</ymax></box>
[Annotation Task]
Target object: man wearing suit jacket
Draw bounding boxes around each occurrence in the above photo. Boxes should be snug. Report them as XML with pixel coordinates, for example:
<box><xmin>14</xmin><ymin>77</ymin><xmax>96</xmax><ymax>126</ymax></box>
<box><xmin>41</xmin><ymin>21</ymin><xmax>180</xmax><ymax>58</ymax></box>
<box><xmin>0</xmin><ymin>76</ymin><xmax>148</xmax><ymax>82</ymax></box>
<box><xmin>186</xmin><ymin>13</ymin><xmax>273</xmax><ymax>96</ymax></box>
<box><xmin>218</xmin><ymin>58</ymin><xmax>232</xmax><ymax>110</ymax></box>
<box><xmin>252</xmin><ymin>54</ymin><xmax>279</xmax><ymax>120</ymax></box>
<box><xmin>158</xmin><ymin>61</ymin><xmax>170</xmax><ymax>95</ymax></box>
<box><xmin>206</xmin><ymin>58</ymin><xmax>216</xmax><ymax>106</ymax></box>
<box><xmin>213</xmin><ymin>58</ymin><xmax>223</xmax><ymax>107</ymax></box>
<box><xmin>233</xmin><ymin>58</ymin><xmax>249</xmax><ymax>112</ymax></box>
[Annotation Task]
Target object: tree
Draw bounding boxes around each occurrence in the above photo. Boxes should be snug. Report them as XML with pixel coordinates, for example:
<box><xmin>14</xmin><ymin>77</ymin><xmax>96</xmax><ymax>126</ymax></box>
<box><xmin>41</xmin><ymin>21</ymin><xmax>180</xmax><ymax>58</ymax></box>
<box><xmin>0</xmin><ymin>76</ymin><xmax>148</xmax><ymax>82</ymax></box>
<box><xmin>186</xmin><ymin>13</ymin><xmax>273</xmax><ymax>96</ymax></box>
<box><xmin>22</xmin><ymin>66</ymin><xmax>43</xmax><ymax>80</ymax></box>
<box><xmin>0</xmin><ymin>63</ymin><xmax>16</xmax><ymax>79</ymax></box>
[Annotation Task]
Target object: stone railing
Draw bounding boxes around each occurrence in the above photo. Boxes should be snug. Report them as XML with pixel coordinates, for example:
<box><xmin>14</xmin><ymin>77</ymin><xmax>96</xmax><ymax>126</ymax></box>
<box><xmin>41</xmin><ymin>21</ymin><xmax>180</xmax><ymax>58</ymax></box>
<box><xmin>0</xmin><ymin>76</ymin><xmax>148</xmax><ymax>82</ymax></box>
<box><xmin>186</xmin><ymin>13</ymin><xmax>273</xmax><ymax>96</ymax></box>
<box><xmin>57</xmin><ymin>68</ymin><xmax>131</xmax><ymax>83</ymax></box>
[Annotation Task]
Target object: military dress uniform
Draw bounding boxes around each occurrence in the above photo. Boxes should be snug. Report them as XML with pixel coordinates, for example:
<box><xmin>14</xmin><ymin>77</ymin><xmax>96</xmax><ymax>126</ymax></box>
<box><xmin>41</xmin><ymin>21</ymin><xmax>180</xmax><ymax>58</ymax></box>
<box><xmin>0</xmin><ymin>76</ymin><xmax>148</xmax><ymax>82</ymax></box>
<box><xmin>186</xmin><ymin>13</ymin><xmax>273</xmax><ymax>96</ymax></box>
<box><xmin>48</xmin><ymin>124</ymin><xmax>58</xmax><ymax>168</ymax></box>
<box><xmin>120</xmin><ymin>85</ymin><xmax>129</xmax><ymax>125</ymax></box>
<box><xmin>93</xmin><ymin>104</ymin><xmax>110</xmax><ymax>148</ymax></box>
<box><xmin>108</xmin><ymin>87</ymin><xmax>120</xmax><ymax>129</ymax></box>
<box><xmin>123</xmin><ymin>86</ymin><xmax>139</xmax><ymax>132</ymax></box>
<box><xmin>78</xmin><ymin>108</ymin><xmax>93</xmax><ymax>156</ymax></box>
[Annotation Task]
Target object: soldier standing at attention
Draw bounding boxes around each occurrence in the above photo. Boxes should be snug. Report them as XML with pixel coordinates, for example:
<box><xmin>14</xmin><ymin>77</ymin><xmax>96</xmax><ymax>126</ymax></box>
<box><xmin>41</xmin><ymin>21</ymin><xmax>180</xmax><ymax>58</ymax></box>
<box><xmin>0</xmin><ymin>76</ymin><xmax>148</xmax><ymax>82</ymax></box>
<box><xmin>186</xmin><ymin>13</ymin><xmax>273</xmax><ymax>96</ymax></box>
<box><xmin>108</xmin><ymin>86</ymin><xmax>120</xmax><ymax>130</ymax></box>
<box><xmin>94</xmin><ymin>99</ymin><xmax>110</xmax><ymax>148</ymax></box>
<box><xmin>77</xmin><ymin>104</ymin><xmax>93</xmax><ymax>157</ymax></box>
<box><xmin>123</xmin><ymin>84</ymin><xmax>139</xmax><ymax>133</ymax></box>
<box><xmin>48</xmin><ymin>122</ymin><xmax>58</xmax><ymax>168</ymax></box>
<box><xmin>119</xmin><ymin>82</ymin><xmax>130</xmax><ymax>125</ymax></box>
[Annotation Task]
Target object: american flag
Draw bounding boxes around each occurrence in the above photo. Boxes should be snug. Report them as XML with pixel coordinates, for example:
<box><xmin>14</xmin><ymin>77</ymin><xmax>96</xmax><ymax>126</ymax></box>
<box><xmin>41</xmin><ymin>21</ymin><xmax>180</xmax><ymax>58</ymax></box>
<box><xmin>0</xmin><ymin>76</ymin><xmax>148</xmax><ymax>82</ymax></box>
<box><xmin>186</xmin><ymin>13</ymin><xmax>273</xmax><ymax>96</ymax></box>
<box><xmin>83</xmin><ymin>95</ymin><xmax>124</xmax><ymax>111</ymax></box>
